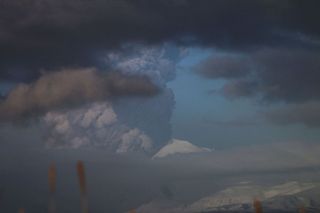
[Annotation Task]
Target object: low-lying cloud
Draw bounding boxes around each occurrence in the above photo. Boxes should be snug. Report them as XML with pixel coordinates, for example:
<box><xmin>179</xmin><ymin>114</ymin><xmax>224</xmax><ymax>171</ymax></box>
<box><xmin>264</xmin><ymin>101</ymin><xmax>320</xmax><ymax>127</ymax></box>
<box><xmin>1</xmin><ymin>126</ymin><xmax>320</xmax><ymax>212</ymax></box>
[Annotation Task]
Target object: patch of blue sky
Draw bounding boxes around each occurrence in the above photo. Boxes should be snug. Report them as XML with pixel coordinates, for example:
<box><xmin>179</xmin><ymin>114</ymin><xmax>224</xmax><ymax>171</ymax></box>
<box><xmin>168</xmin><ymin>47</ymin><xmax>320</xmax><ymax>148</ymax></box>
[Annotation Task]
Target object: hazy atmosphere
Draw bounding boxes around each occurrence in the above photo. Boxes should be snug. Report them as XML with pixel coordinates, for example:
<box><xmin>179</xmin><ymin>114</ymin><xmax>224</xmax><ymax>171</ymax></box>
<box><xmin>1</xmin><ymin>1</ymin><xmax>320</xmax><ymax>212</ymax></box>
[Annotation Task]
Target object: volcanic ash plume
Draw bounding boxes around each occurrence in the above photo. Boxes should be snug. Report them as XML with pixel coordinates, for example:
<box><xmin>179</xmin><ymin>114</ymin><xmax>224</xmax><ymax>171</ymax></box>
<box><xmin>42</xmin><ymin>44</ymin><xmax>180</xmax><ymax>153</ymax></box>
<box><xmin>43</xmin><ymin>102</ymin><xmax>154</xmax><ymax>153</ymax></box>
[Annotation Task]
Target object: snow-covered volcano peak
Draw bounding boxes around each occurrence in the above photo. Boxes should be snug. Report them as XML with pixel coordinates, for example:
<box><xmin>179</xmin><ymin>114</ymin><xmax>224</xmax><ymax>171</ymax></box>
<box><xmin>153</xmin><ymin>138</ymin><xmax>212</xmax><ymax>159</ymax></box>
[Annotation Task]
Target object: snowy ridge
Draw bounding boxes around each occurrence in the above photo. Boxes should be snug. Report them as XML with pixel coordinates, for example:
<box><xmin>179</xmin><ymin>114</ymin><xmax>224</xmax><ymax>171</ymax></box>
<box><xmin>136</xmin><ymin>181</ymin><xmax>319</xmax><ymax>213</ymax></box>
<box><xmin>188</xmin><ymin>181</ymin><xmax>316</xmax><ymax>212</ymax></box>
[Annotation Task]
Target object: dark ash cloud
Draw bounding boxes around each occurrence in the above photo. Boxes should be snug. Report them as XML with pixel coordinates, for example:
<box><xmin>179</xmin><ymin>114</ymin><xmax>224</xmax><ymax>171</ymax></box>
<box><xmin>1</xmin><ymin>0</ymin><xmax>320</xmax><ymax>128</ymax></box>
<box><xmin>1</xmin><ymin>0</ymin><xmax>320</xmax><ymax>82</ymax></box>
<box><xmin>196</xmin><ymin>47</ymin><xmax>320</xmax><ymax>127</ymax></box>
<box><xmin>197</xmin><ymin>48</ymin><xmax>320</xmax><ymax>103</ymax></box>
<box><xmin>0</xmin><ymin>68</ymin><xmax>158</xmax><ymax>121</ymax></box>
<box><xmin>251</xmin><ymin>48</ymin><xmax>320</xmax><ymax>102</ymax></box>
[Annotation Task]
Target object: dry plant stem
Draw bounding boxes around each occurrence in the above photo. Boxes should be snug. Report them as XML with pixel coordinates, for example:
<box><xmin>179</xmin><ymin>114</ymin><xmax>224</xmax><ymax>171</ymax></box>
<box><xmin>48</xmin><ymin>163</ymin><xmax>57</xmax><ymax>213</ymax></box>
<box><xmin>77</xmin><ymin>161</ymin><xmax>89</xmax><ymax>213</ymax></box>
<box><xmin>299</xmin><ymin>205</ymin><xmax>306</xmax><ymax>213</ymax></box>
<box><xmin>18</xmin><ymin>208</ymin><xmax>25</xmax><ymax>213</ymax></box>
<box><xmin>253</xmin><ymin>198</ymin><xmax>263</xmax><ymax>213</ymax></box>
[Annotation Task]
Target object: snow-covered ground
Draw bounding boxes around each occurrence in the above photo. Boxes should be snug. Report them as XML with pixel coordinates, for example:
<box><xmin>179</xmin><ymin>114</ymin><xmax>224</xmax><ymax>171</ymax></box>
<box><xmin>136</xmin><ymin>181</ymin><xmax>320</xmax><ymax>213</ymax></box>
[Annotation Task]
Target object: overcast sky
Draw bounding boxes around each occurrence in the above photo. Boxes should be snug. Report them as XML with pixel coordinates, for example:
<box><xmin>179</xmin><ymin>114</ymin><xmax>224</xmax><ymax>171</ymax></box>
<box><xmin>1</xmin><ymin>0</ymin><xmax>320</xmax><ymax>150</ymax></box>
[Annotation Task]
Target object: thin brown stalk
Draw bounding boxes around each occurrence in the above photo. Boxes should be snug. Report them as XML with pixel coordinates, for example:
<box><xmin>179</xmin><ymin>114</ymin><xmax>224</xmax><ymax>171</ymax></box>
<box><xmin>298</xmin><ymin>205</ymin><xmax>306</xmax><ymax>213</ymax></box>
<box><xmin>77</xmin><ymin>160</ymin><xmax>89</xmax><ymax>213</ymax></box>
<box><xmin>253</xmin><ymin>198</ymin><xmax>263</xmax><ymax>213</ymax></box>
<box><xmin>77</xmin><ymin>161</ymin><xmax>87</xmax><ymax>195</ymax></box>
<box><xmin>18</xmin><ymin>208</ymin><xmax>25</xmax><ymax>213</ymax></box>
<box><xmin>48</xmin><ymin>163</ymin><xmax>57</xmax><ymax>194</ymax></box>
<box><xmin>48</xmin><ymin>163</ymin><xmax>57</xmax><ymax>213</ymax></box>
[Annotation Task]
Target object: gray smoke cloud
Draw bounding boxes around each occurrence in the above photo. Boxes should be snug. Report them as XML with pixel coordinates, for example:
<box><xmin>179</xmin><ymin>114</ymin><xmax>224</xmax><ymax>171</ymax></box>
<box><xmin>41</xmin><ymin>44</ymin><xmax>181</xmax><ymax>152</ymax></box>
<box><xmin>43</xmin><ymin>102</ymin><xmax>154</xmax><ymax>153</ymax></box>
<box><xmin>0</xmin><ymin>68</ymin><xmax>158</xmax><ymax>121</ymax></box>
<box><xmin>104</xmin><ymin>43</ymin><xmax>181</xmax><ymax>86</ymax></box>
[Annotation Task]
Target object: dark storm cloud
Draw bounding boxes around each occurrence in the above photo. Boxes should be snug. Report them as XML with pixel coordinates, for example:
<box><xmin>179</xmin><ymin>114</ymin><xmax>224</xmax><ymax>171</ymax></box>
<box><xmin>253</xmin><ymin>48</ymin><xmax>320</xmax><ymax>103</ymax></box>
<box><xmin>196</xmin><ymin>47</ymin><xmax>320</xmax><ymax>127</ymax></box>
<box><xmin>198</xmin><ymin>48</ymin><xmax>320</xmax><ymax>103</ymax></box>
<box><xmin>1</xmin><ymin>0</ymin><xmax>320</xmax><ymax>82</ymax></box>
<box><xmin>0</xmin><ymin>68</ymin><xmax>158</xmax><ymax>121</ymax></box>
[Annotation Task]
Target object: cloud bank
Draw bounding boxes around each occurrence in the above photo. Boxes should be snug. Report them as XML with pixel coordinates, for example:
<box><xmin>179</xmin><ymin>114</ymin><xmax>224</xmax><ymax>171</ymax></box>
<box><xmin>195</xmin><ymin>47</ymin><xmax>320</xmax><ymax>127</ymax></box>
